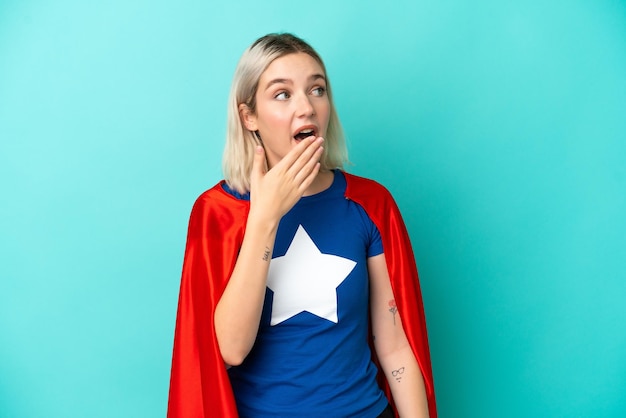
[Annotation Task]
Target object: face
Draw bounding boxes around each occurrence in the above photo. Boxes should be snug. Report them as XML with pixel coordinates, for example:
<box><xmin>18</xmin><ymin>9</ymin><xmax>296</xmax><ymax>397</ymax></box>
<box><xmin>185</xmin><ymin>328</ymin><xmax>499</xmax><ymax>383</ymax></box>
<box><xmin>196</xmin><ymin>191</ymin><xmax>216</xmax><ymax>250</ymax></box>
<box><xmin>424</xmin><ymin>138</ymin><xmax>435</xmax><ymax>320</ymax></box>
<box><xmin>241</xmin><ymin>52</ymin><xmax>330</xmax><ymax>168</ymax></box>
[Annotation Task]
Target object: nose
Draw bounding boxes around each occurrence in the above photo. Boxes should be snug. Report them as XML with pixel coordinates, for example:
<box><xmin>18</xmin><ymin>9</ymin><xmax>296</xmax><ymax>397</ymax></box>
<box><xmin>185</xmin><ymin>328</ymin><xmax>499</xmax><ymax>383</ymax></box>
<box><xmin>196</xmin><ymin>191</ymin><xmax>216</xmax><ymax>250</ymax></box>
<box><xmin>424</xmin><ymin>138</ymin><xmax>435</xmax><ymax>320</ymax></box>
<box><xmin>295</xmin><ymin>93</ymin><xmax>315</xmax><ymax>117</ymax></box>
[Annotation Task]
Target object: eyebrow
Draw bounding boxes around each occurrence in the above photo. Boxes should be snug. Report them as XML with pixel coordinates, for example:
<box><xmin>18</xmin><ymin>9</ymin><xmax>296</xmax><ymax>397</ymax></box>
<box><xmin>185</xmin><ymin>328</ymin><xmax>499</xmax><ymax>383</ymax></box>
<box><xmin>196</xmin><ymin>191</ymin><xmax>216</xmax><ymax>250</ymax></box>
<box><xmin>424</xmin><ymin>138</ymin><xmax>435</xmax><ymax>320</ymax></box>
<box><xmin>263</xmin><ymin>73</ymin><xmax>326</xmax><ymax>90</ymax></box>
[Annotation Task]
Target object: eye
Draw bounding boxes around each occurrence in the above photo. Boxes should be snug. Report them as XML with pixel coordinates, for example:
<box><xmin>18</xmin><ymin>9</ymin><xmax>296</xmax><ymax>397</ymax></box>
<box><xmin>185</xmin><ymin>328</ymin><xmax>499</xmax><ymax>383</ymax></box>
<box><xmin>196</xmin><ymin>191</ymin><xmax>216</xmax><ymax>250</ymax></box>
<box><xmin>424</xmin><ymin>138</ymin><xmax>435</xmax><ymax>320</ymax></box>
<box><xmin>311</xmin><ymin>86</ymin><xmax>326</xmax><ymax>97</ymax></box>
<box><xmin>274</xmin><ymin>91</ymin><xmax>290</xmax><ymax>100</ymax></box>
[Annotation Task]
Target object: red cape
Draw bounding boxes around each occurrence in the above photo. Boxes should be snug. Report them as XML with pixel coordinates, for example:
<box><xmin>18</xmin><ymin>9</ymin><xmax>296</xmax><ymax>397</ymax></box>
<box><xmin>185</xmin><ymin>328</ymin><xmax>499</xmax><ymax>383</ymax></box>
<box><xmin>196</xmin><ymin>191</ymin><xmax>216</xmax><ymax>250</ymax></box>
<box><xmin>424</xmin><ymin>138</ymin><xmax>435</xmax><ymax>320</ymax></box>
<box><xmin>168</xmin><ymin>172</ymin><xmax>437</xmax><ymax>417</ymax></box>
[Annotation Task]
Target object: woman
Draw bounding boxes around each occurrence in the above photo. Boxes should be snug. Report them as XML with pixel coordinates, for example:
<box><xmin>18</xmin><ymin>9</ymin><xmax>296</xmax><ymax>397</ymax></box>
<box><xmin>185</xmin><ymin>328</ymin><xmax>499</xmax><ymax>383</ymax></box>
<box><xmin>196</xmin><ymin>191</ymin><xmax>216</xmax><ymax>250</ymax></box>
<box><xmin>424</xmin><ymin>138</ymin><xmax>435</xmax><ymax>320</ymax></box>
<box><xmin>168</xmin><ymin>33</ymin><xmax>437</xmax><ymax>418</ymax></box>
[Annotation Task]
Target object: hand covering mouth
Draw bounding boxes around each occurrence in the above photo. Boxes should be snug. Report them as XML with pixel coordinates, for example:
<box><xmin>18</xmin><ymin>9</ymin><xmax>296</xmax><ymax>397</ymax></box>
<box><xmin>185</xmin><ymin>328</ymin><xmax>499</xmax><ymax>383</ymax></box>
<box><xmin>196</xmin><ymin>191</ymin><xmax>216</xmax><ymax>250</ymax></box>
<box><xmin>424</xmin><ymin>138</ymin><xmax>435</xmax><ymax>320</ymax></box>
<box><xmin>293</xmin><ymin>127</ymin><xmax>316</xmax><ymax>141</ymax></box>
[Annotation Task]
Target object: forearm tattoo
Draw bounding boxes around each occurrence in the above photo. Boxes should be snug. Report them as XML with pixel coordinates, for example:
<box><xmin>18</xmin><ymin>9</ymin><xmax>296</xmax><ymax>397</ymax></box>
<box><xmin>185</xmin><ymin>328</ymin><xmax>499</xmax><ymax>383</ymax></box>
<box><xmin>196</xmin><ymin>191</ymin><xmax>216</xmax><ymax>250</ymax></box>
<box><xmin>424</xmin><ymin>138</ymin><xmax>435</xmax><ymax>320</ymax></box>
<box><xmin>388</xmin><ymin>299</ymin><xmax>398</xmax><ymax>325</ymax></box>
<box><xmin>392</xmin><ymin>366</ymin><xmax>405</xmax><ymax>383</ymax></box>
<box><xmin>262</xmin><ymin>246</ymin><xmax>271</xmax><ymax>261</ymax></box>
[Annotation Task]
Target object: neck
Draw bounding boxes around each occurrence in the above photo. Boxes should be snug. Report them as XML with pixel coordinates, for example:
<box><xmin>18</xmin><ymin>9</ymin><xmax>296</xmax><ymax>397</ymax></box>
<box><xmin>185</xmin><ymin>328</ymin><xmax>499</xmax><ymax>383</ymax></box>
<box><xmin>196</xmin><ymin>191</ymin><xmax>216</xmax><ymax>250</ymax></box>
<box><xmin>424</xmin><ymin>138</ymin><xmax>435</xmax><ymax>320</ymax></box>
<box><xmin>302</xmin><ymin>169</ymin><xmax>334</xmax><ymax>197</ymax></box>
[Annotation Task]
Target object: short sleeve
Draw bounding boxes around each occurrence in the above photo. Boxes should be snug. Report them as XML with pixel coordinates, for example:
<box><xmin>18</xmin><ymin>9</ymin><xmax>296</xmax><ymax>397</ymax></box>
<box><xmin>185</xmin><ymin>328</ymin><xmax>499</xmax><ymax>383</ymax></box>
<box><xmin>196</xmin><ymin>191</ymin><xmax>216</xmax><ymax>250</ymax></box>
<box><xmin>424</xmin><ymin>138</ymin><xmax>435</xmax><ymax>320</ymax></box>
<box><xmin>367</xmin><ymin>221</ymin><xmax>383</xmax><ymax>257</ymax></box>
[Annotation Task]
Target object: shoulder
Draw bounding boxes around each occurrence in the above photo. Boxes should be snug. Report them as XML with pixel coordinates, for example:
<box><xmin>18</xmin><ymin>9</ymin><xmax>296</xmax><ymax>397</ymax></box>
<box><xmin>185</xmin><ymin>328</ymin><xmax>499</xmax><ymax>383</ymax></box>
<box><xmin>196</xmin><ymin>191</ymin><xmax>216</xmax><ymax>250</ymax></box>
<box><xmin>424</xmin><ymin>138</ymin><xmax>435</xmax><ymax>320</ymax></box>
<box><xmin>343</xmin><ymin>172</ymin><xmax>395</xmax><ymax>202</ymax></box>
<box><xmin>343</xmin><ymin>172</ymin><xmax>405</xmax><ymax>232</ymax></box>
<box><xmin>189</xmin><ymin>181</ymin><xmax>249</xmax><ymax>218</ymax></box>
<box><xmin>184</xmin><ymin>181</ymin><xmax>249</xmax><ymax>239</ymax></box>
<box><xmin>194</xmin><ymin>181</ymin><xmax>247</xmax><ymax>205</ymax></box>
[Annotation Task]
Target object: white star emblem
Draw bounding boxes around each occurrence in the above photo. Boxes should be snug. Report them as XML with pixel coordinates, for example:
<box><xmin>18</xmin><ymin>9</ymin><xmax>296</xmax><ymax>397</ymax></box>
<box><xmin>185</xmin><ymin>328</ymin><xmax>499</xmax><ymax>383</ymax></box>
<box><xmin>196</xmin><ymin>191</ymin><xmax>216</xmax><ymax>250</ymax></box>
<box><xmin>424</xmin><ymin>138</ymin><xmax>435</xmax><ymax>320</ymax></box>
<box><xmin>267</xmin><ymin>225</ymin><xmax>357</xmax><ymax>326</ymax></box>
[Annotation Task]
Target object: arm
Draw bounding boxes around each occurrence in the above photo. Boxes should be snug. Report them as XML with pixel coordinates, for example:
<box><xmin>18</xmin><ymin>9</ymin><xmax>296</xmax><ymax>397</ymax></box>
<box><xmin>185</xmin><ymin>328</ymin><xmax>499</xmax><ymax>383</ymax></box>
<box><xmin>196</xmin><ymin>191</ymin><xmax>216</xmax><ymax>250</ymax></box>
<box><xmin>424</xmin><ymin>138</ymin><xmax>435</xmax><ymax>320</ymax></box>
<box><xmin>214</xmin><ymin>137</ymin><xmax>324</xmax><ymax>366</ymax></box>
<box><xmin>369</xmin><ymin>253</ymin><xmax>429</xmax><ymax>418</ymax></box>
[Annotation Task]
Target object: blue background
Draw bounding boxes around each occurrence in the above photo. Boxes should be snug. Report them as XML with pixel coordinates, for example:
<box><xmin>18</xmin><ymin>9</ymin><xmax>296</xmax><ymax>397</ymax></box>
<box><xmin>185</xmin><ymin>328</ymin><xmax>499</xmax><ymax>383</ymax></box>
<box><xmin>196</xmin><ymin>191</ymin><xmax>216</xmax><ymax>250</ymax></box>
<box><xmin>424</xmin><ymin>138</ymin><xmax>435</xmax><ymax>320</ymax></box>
<box><xmin>1</xmin><ymin>0</ymin><xmax>625</xmax><ymax>417</ymax></box>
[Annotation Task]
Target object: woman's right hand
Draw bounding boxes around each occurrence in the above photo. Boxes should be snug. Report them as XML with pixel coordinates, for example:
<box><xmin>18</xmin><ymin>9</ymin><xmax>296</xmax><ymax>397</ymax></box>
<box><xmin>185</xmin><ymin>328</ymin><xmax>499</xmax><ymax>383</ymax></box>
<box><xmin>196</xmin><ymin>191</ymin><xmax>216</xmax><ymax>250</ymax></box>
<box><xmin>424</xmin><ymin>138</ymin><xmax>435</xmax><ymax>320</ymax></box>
<box><xmin>215</xmin><ymin>136</ymin><xmax>324</xmax><ymax>366</ymax></box>
<box><xmin>249</xmin><ymin>136</ymin><xmax>324</xmax><ymax>223</ymax></box>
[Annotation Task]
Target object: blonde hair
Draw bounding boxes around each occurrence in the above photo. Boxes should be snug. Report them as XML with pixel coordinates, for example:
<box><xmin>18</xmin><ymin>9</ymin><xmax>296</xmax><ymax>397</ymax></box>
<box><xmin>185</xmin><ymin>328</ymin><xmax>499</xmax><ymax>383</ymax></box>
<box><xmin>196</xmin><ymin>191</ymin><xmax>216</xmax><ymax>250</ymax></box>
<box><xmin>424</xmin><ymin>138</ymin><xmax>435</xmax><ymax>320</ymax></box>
<box><xmin>222</xmin><ymin>33</ymin><xmax>347</xmax><ymax>193</ymax></box>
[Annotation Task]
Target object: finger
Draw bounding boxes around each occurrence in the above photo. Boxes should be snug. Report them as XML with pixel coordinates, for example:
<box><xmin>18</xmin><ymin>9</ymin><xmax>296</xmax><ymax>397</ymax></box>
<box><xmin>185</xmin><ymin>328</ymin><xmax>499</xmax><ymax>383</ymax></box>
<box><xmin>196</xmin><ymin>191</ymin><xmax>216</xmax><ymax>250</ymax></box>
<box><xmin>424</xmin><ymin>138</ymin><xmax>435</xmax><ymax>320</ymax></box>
<box><xmin>275</xmin><ymin>136</ymin><xmax>320</xmax><ymax>171</ymax></box>
<box><xmin>297</xmin><ymin>161</ymin><xmax>322</xmax><ymax>193</ymax></box>
<box><xmin>293</xmin><ymin>144</ymin><xmax>324</xmax><ymax>185</ymax></box>
<box><xmin>286</xmin><ymin>137</ymin><xmax>324</xmax><ymax>176</ymax></box>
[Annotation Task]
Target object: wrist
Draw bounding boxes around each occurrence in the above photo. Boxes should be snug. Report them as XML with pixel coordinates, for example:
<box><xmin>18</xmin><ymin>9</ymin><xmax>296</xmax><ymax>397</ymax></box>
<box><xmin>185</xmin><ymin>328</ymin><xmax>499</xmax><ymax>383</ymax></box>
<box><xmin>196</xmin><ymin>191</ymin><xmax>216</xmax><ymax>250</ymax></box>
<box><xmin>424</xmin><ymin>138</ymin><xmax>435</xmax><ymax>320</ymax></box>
<box><xmin>246</xmin><ymin>209</ymin><xmax>280</xmax><ymax>234</ymax></box>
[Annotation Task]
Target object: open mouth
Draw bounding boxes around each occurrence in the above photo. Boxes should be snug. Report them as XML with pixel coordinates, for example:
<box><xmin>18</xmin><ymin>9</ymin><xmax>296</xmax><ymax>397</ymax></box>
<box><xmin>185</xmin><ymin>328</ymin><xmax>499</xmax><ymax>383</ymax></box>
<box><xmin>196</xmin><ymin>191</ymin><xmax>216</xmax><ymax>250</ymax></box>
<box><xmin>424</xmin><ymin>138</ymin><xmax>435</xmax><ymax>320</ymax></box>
<box><xmin>293</xmin><ymin>127</ymin><xmax>316</xmax><ymax>141</ymax></box>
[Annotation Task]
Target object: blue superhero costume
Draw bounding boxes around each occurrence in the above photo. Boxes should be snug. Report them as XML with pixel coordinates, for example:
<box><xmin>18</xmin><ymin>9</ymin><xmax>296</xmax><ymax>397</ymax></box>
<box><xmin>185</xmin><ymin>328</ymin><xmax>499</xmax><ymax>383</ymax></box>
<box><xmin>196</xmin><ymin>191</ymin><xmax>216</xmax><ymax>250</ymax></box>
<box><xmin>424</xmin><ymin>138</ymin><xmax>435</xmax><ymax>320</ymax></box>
<box><xmin>226</xmin><ymin>170</ymin><xmax>388</xmax><ymax>417</ymax></box>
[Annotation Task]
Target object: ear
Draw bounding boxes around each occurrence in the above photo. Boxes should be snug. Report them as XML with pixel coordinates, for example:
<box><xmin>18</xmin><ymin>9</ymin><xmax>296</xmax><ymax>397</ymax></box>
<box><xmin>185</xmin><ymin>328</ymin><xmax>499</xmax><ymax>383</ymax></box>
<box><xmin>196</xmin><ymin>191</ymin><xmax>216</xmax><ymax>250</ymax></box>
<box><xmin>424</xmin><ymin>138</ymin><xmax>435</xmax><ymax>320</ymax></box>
<box><xmin>239</xmin><ymin>104</ymin><xmax>258</xmax><ymax>131</ymax></box>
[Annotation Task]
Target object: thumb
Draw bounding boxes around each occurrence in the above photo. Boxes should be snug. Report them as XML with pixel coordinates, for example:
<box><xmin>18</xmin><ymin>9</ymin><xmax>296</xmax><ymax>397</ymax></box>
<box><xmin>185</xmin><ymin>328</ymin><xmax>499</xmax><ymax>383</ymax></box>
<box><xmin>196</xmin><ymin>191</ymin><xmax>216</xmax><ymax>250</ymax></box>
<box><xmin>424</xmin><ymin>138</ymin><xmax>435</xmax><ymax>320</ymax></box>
<box><xmin>251</xmin><ymin>146</ymin><xmax>267</xmax><ymax>180</ymax></box>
